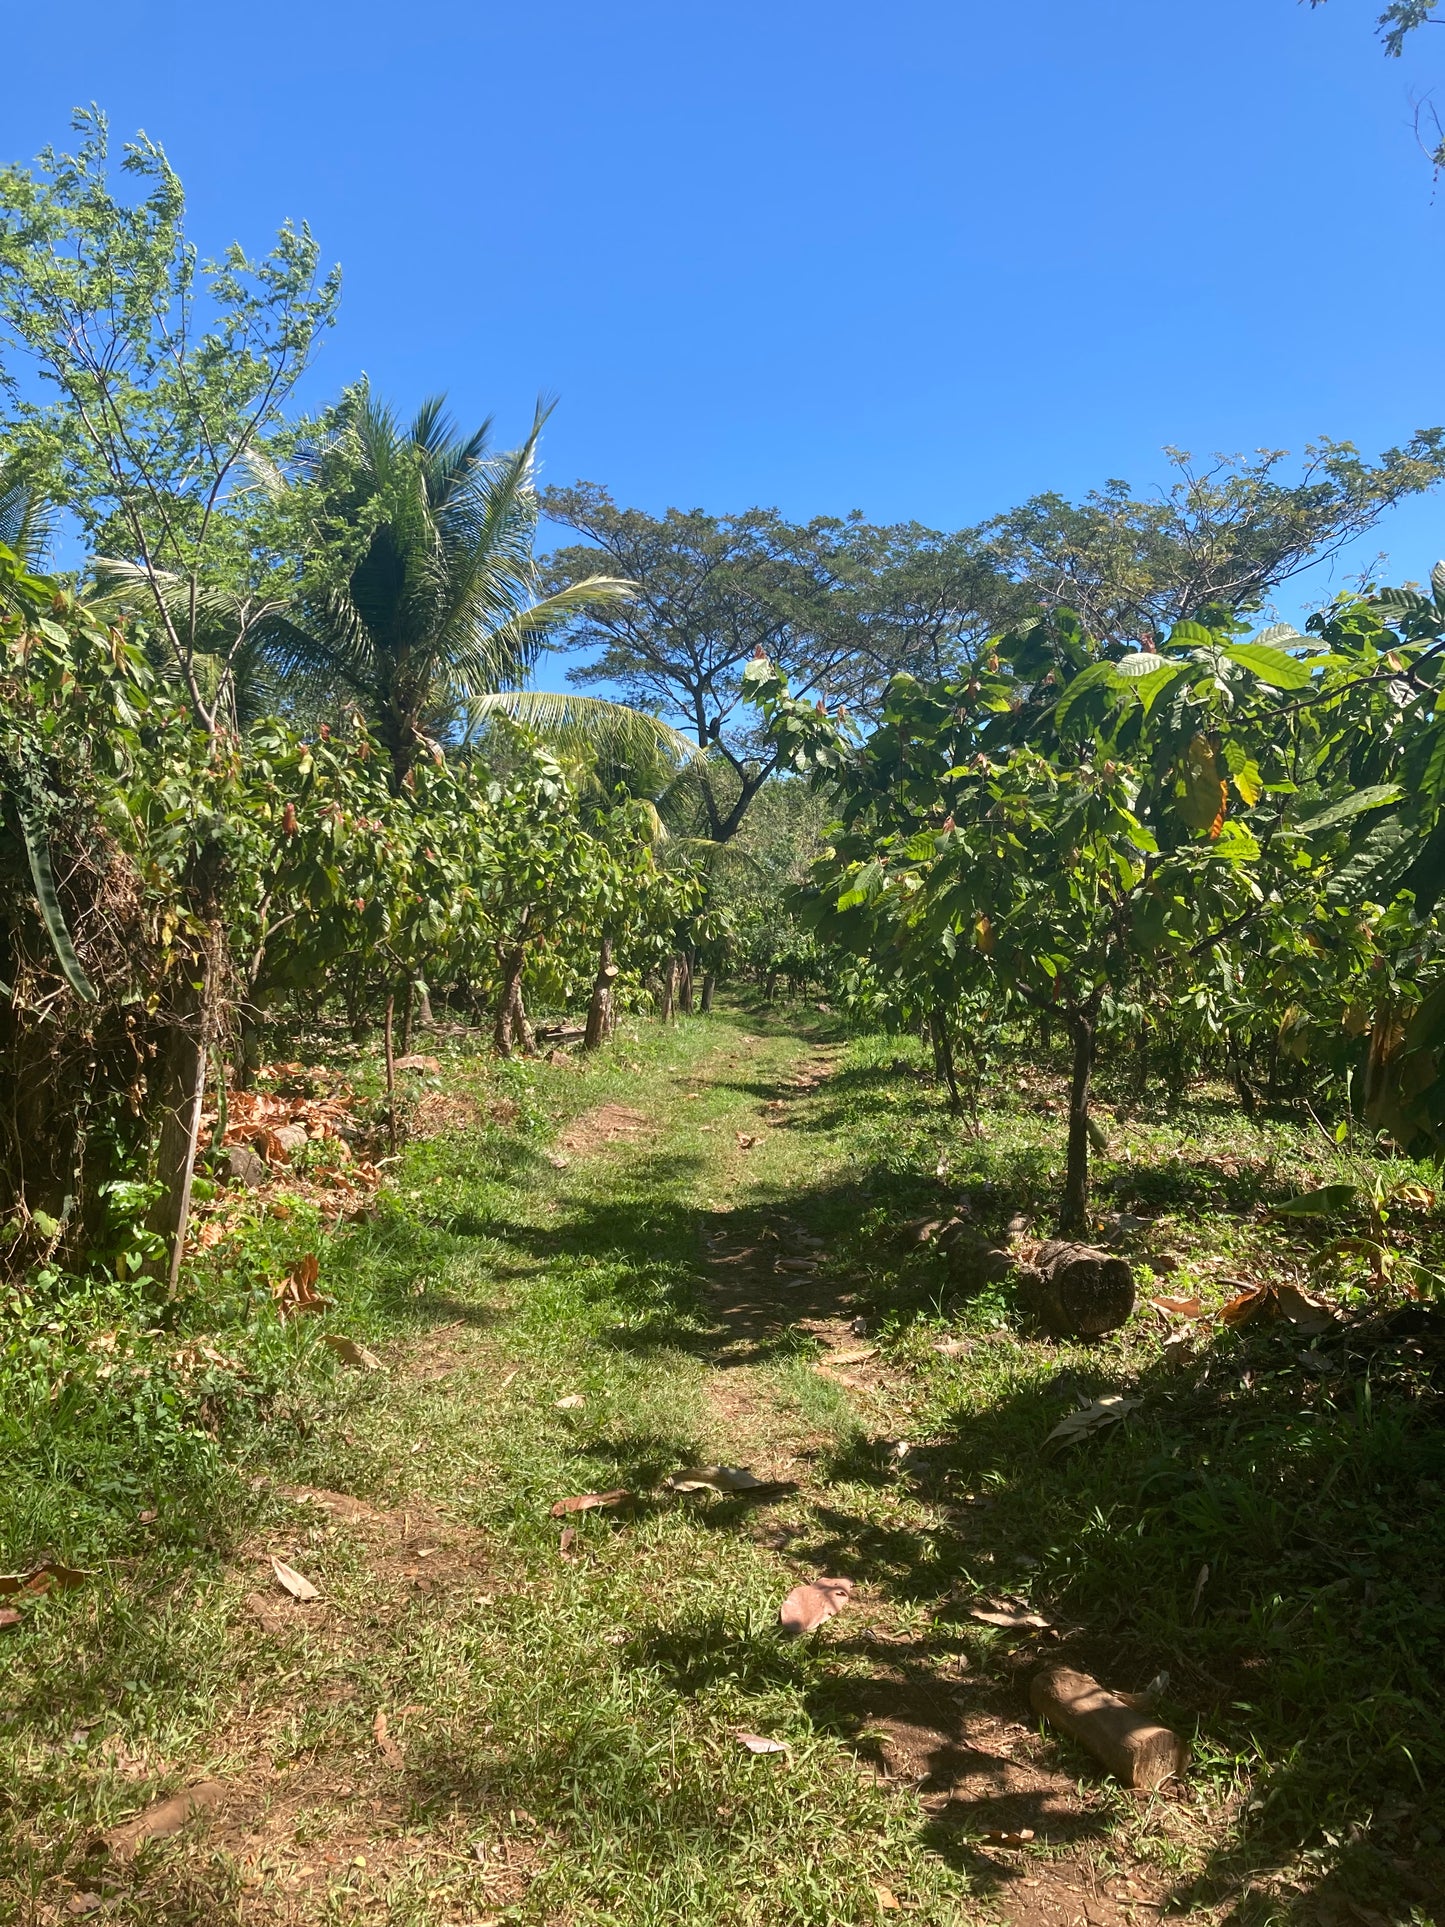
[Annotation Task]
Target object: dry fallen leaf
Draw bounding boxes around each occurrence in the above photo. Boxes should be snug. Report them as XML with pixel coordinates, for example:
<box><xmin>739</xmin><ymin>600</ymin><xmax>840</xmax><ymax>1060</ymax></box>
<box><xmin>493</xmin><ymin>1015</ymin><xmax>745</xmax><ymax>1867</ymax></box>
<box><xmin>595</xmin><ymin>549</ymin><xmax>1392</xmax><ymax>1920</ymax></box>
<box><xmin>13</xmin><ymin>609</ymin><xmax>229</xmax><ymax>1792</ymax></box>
<box><xmin>969</xmin><ymin>1604</ymin><xmax>1050</xmax><ymax>1631</ymax></box>
<box><xmin>1149</xmin><ymin>1294</ymin><xmax>1204</xmax><ymax>1320</ymax></box>
<box><xmin>549</xmin><ymin>1490</ymin><xmax>630</xmax><ymax>1517</ymax></box>
<box><xmin>875</xmin><ymin>1888</ymin><xmax>902</xmax><ymax>1912</ymax></box>
<box><xmin>981</xmin><ymin>1827</ymin><xmax>1035</xmax><ymax>1846</ymax></box>
<box><xmin>0</xmin><ymin>1606</ymin><xmax>21</xmax><ymax>1632</ymax></box>
<box><xmin>558</xmin><ymin>1526</ymin><xmax>578</xmax><ymax>1557</ymax></box>
<box><xmin>553</xmin><ymin>1393</ymin><xmax>586</xmax><ymax>1410</ymax></box>
<box><xmin>270</xmin><ymin>1556</ymin><xmax>319</xmax><ymax>1601</ymax></box>
<box><xmin>65</xmin><ymin>1893</ymin><xmax>103</xmax><ymax>1916</ymax></box>
<box><xmin>0</xmin><ymin>1561</ymin><xmax>92</xmax><ymax>1596</ymax></box>
<box><xmin>1043</xmin><ymin>1394</ymin><xmax>1142</xmax><ymax>1449</ymax></box>
<box><xmin>931</xmin><ymin>1336</ymin><xmax>972</xmax><ymax>1356</ymax></box>
<box><xmin>736</xmin><ymin>1132</ymin><xmax>758</xmax><ymax>1149</ymax></box>
<box><xmin>323</xmin><ymin>1334</ymin><xmax>381</xmax><ymax>1371</ymax></box>
<box><xmin>373</xmin><ymin>1709</ymin><xmax>405</xmax><ymax>1770</ymax></box>
<box><xmin>1274</xmin><ymin>1282</ymin><xmax>1336</xmax><ymax>1334</ymax></box>
<box><xmin>272</xmin><ymin>1253</ymin><xmax>331</xmax><ymax>1320</ymax></box>
<box><xmin>779</xmin><ymin>1576</ymin><xmax>854</xmax><ymax>1635</ymax></box>
<box><xmin>546</xmin><ymin>1152</ymin><xmax>570</xmax><ymax>1169</ymax></box>
<box><xmin>818</xmin><ymin>1345</ymin><xmax>878</xmax><ymax>1369</ymax></box>
<box><xmin>735</xmin><ymin>1730</ymin><xmax>789</xmax><ymax>1755</ymax></box>
<box><xmin>667</xmin><ymin>1465</ymin><xmax>769</xmax><ymax>1493</ymax></box>
<box><xmin>1219</xmin><ymin>1283</ymin><xmax>1271</xmax><ymax>1327</ymax></box>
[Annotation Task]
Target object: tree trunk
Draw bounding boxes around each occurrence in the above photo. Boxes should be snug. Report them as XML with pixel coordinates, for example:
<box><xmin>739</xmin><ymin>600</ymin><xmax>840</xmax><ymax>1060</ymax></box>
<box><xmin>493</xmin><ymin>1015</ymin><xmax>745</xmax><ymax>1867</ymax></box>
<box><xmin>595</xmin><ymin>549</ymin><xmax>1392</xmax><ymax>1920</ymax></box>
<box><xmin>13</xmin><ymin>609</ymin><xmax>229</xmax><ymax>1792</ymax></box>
<box><xmin>678</xmin><ymin>952</ymin><xmax>694</xmax><ymax>1014</ymax></box>
<box><xmin>585</xmin><ymin>937</ymin><xmax>618</xmax><ymax>1051</ymax></box>
<box><xmin>233</xmin><ymin>1010</ymin><xmax>261</xmax><ymax>1094</ymax></box>
<box><xmin>701</xmin><ymin>971</ymin><xmax>716</xmax><ymax>1014</ymax></box>
<box><xmin>512</xmin><ymin>972</ymin><xmax>536</xmax><ymax>1056</ymax></box>
<box><xmin>146</xmin><ymin>919</ymin><xmax>224</xmax><ymax>1292</ymax></box>
<box><xmin>929</xmin><ymin>1007</ymin><xmax>963</xmax><ymax>1115</ymax></box>
<box><xmin>1059</xmin><ymin>1009</ymin><xmax>1097</xmax><ymax>1235</ymax></box>
<box><xmin>660</xmin><ymin>956</ymin><xmax>678</xmax><ymax>1023</ymax></box>
<box><xmin>494</xmin><ymin>946</ymin><xmax>523</xmax><ymax>1056</ymax></box>
<box><xmin>384</xmin><ymin>991</ymin><xmax>398</xmax><ymax>1154</ymax></box>
<box><xmin>414</xmin><ymin>979</ymin><xmax>434</xmax><ymax>1028</ymax></box>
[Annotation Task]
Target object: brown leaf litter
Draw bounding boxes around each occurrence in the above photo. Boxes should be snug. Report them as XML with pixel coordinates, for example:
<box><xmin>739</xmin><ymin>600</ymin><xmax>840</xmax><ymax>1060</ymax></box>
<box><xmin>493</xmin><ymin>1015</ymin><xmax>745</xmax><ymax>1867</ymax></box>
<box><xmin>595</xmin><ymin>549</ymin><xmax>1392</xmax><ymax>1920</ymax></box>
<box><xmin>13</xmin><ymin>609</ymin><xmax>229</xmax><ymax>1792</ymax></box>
<box><xmin>557</xmin><ymin>1104</ymin><xmax>651</xmax><ymax>1158</ymax></box>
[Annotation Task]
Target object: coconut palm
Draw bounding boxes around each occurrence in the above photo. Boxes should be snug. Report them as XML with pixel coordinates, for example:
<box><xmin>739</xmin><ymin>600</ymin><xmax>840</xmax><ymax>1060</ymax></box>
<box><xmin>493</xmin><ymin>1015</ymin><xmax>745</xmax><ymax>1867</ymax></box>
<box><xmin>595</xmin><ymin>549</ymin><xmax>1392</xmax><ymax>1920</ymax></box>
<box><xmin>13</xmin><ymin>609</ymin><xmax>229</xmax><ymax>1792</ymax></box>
<box><xmin>0</xmin><ymin>456</ymin><xmax>56</xmax><ymax>611</ymax></box>
<box><xmin>259</xmin><ymin>385</ymin><xmax>632</xmax><ymax>786</ymax></box>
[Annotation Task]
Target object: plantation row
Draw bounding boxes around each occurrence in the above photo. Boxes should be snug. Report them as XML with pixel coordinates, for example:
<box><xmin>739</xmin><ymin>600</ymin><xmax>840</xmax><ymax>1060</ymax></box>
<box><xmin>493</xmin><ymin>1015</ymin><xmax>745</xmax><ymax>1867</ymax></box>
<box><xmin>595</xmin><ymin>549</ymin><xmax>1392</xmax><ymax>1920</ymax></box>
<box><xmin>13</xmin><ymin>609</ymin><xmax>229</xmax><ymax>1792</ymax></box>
<box><xmin>748</xmin><ymin>584</ymin><xmax>1445</xmax><ymax>1232</ymax></box>
<box><xmin>0</xmin><ymin>550</ymin><xmax>708</xmax><ymax>1284</ymax></box>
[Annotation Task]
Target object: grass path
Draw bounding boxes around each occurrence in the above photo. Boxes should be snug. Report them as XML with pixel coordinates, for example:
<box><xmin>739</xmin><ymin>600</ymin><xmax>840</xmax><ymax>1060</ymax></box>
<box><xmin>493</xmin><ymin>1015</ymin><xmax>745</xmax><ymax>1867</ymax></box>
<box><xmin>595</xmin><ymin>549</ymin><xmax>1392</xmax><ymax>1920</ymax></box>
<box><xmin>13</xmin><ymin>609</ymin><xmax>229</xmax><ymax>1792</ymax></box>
<box><xmin>14</xmin><ymin>1008</ymin><xmax>1445</xmax><ymax>1925</ymax></box>
<box><xmin>202</xmin><ymin>1013</ymin><xmax>1170</xmax><ymax>1927</ymax></box>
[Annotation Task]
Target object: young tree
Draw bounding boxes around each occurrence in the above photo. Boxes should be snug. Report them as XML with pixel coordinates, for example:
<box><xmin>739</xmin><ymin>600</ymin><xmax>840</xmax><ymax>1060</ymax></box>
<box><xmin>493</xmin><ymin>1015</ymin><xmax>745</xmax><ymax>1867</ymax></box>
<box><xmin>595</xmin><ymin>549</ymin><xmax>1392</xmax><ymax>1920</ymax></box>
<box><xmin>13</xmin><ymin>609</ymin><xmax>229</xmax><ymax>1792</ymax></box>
<box><xmin>0</xmin><ymin>110</ymin><xmax>340</xmax><ymax>732</ymax></box>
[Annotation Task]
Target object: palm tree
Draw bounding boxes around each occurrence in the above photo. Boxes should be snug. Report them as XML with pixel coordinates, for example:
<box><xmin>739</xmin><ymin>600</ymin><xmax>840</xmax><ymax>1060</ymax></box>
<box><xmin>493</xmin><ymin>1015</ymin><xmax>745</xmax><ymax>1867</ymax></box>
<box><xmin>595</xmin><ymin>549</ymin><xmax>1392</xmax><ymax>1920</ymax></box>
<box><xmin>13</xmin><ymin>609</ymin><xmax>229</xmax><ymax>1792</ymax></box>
<box><xmin>258</xmin><ymin>385</ymin><xmax>631</xmax><ymax>786</ymax></box>
<box><xmin>0</xmin><ymin>455</ymin><xmax>55</xmax><ymax>606</ymax></box>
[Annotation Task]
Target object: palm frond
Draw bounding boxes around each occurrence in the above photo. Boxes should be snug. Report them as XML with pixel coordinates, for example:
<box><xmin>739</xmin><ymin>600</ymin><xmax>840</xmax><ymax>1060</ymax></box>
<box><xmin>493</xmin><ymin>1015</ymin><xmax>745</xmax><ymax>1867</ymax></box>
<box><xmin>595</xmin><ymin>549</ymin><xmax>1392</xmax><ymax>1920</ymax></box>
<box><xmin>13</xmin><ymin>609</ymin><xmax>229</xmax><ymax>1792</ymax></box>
<box><xmin>0</xmin><ymin>460</ymin><xmax>56</xmax><ymax>571</ymax></box>
<box><xmin>466</xmin><ymin>691</ymin><xmax>699</xmax><ymax>773</ymax></box>
<box><xmin>447</xmin><ymin>574</ymin><xmax>634</xmax><ymax>698</ymax></box>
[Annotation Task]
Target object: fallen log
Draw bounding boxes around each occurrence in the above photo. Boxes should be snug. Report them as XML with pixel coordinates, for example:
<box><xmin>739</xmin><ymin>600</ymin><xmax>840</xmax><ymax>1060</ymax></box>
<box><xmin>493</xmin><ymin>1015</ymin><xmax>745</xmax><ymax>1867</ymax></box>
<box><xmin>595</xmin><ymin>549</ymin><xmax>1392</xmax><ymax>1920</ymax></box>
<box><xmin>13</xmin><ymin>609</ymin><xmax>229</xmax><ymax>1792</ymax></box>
<box><xmin>1018</xmin><ymin>1240</ymin><xmax>1135</xmax><ymax>1337</ymax></box>
<box><xmin>1030</xmin><ymin>1666</ymin><xmax>1185</xmax><ymax>1789</ymax></box>
<box><xmin>94</xmin><ymin>1781</ymin><xmax>227</xmax><ymax>1858</ymax></box>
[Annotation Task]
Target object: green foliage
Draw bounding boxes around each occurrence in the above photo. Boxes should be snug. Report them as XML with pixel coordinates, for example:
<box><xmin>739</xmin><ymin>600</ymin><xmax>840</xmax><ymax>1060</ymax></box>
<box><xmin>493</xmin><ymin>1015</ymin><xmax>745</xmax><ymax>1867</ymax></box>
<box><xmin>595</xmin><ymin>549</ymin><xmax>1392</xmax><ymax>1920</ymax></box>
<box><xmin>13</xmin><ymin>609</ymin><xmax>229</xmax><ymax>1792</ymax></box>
<box><xmin>256</xmin><ymin>386</ymin><xmax>630</xmax><ymax>785</ymax></box>
<box><xmin>0</xmin><ymin>109</ymin><xmax>340</xmax><ymax>729</ymax></box>
<box><xmin>746</xmin><ymin>575</ymin><xmax>1445</xmax><ymax>1220</ymax></box>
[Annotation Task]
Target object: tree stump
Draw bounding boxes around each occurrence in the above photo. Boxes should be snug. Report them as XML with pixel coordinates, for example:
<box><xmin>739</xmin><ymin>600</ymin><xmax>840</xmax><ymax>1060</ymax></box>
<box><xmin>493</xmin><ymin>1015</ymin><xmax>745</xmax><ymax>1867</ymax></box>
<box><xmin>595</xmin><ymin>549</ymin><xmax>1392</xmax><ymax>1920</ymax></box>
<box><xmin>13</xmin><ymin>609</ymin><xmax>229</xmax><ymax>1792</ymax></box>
<box><xmin>1019</xmin><ymin>1240</ymin><xmax>1134</xmax><ymax>1337</ymax></box>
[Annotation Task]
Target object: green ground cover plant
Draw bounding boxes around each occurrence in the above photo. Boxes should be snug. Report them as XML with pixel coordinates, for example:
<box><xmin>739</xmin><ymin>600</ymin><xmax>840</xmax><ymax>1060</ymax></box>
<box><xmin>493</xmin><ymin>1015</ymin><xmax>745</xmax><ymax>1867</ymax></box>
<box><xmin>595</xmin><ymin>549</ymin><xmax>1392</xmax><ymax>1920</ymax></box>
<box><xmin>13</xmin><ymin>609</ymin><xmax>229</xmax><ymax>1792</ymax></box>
<box><xmin>2</xmin><ymin>1003</ymin><xmax>1441</xmax><ymax>1925</ymax></box>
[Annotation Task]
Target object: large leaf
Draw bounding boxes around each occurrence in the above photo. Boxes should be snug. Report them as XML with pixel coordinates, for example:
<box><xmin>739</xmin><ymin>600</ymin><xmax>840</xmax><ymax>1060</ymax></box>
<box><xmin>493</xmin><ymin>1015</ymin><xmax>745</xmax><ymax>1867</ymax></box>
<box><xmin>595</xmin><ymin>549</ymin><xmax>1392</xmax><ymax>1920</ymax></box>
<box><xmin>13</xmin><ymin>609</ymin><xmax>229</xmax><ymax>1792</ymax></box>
<box><xmin>19</xmin><ymin>809</ymin><xmax>96</xmax><ymax>1002</ymax></box>
<box><xmin>1176</xmin><ymin>734</ymin><xmax>1228</xmax><ymax>836</ymax></box>
<box><xmin>1294</xmin><ymin>786</ymin><xmax>1403</xmax><ymax>838</ymax></box>
<box><xmin>1054</xmin><ymin>660</ymin><xmax>1122</xmax><ymax>726</ymax></box>
<box><xmin>1114</xmin><ymin>651</ymin><xmax>1168</xmax><ymax>678</ymax></box>
<box><xmin>1271</xmin><ymin>1184</ymin><xmax>1358</xmax><ymax>1218</ymax></box>
<box><xmin>1221</xmin><ymin>643</ymin><xmax>1312</xmax><ymax>690</ymax></box>
<box><xmin>1324</xmin><ymin>814</ymin><xmax>1416</xmax><ymax>908</ymax></box>
<box><xmin>1399</xmin><ymin>813</ymin><xmax>1445</xmax><ymax>921</ymax></box>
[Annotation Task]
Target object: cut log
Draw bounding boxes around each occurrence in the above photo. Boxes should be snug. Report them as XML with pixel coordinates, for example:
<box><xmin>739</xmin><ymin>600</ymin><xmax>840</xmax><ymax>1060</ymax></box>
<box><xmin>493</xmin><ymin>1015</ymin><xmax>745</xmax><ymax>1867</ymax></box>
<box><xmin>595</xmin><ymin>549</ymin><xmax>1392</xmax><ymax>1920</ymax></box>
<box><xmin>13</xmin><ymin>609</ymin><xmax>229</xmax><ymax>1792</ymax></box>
<box><xmin>1030</xmin><ymin>1666</ymin><xmax>1186</xmax><ymax>1789</ymax></box>
<box><xmin>95</xmin><ymin>1781</ymin><xmax>227</xmax><ymax>1858</ymax></box>
<box><xmin>1019</xmin><ymin>1240</ymin><xmax>1134</xmax><ymax>1337</ymax></box>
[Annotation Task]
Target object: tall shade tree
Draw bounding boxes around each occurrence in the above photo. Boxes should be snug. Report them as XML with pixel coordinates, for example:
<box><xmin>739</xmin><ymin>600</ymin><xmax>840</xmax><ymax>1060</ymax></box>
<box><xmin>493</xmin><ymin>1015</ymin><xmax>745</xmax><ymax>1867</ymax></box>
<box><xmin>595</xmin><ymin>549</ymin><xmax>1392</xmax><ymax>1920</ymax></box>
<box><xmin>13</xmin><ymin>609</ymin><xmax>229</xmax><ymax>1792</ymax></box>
<box><xmin>260</xmin><ymin>387</ymin><xmax>630</xmax><ymax>787</ymax></box>
<box><xmin>541</xmin><ymin>484</ymin><xmax>888</xmax><ymax>840</ymax></box>
<box><xmin>0</xmin><ymin>110</ymin><xmax>340</xmax><ymax>732</ymax></box>
<box><xmin>990</xmin><ymin>441</ymin><xmax>1445</xmax><ymax>645</ymax></box>
<box><xmin>1310</xmin><ymin>2</ymin><xmax>1441</xmax><ymax>56</ymax></box>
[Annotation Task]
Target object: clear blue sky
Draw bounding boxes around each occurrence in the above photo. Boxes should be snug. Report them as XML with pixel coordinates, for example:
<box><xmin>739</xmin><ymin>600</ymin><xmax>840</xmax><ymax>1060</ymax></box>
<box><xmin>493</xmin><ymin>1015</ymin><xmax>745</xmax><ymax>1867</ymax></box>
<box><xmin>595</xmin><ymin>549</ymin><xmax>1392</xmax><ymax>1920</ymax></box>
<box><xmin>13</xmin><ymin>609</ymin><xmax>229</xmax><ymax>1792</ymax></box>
<box><xmin>6</xmin><ymin>0</ymin><xmax>1445</xmax><ymax>674</ymax></box>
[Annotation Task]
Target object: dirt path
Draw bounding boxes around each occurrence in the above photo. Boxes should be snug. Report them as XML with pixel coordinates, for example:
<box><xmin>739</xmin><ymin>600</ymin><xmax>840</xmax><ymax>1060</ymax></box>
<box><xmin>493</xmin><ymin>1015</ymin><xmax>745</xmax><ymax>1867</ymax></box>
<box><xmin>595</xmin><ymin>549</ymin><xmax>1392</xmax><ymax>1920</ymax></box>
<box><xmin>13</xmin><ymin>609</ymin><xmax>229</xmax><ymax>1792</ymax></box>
<box><xmin>60</xmin><ymin>1017</ymin><xmax>1196</xmax><ymax>1927</ymax></box>
<box><xmin>669</xmin><ymin>1038</ymin><xmax>1182</xmax><ymax>1927</ymax></box>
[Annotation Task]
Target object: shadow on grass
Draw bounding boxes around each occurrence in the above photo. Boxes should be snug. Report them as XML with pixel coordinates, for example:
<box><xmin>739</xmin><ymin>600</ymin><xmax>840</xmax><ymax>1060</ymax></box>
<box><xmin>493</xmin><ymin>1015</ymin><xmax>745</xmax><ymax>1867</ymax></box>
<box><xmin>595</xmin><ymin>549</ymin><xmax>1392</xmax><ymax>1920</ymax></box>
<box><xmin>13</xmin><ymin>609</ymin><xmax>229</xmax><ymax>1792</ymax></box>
<box><xmin>455</xmin><ymin>1125</ymin><xmax>1445</xmax><ymax>1918</ymax></box>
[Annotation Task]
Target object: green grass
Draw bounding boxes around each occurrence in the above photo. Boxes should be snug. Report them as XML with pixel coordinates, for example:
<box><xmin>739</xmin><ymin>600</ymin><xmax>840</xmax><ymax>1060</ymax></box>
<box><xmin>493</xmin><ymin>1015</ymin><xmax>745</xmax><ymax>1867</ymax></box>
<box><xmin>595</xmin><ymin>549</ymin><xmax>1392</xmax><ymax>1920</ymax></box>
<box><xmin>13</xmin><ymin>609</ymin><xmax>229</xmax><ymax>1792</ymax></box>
<box><xmin>2</xmin><ymin>1005</ymin><xmax>1444</xmax><ymax>1924</ymax></box>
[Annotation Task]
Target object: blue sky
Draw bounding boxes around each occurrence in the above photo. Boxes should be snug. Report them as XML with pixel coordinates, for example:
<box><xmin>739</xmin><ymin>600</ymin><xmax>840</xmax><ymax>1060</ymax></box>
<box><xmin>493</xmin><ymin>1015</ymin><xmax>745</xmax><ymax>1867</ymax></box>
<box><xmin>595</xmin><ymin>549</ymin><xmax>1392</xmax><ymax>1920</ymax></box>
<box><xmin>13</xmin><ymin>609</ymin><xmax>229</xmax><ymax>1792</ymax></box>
<box><xmin>6</xmin><ymin>0</ymin><xmax>1445</xmax><ymax>681</ymax></box>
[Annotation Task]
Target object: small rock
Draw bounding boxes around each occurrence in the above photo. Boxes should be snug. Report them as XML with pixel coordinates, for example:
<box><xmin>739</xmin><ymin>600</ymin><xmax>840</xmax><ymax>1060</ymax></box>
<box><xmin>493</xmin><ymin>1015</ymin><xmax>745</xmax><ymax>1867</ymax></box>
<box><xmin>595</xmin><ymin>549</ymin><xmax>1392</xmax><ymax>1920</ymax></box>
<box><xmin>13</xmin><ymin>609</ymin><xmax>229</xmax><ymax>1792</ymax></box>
<box><xmin>271</xmin><ymin>1123</ymin><xmax>309</xmax><ymax>1158</ymax></box>
<box><xmin>222</xmin><ymin>1143</ymin><xmax>269</xmax><ymax>1189</ymax></box>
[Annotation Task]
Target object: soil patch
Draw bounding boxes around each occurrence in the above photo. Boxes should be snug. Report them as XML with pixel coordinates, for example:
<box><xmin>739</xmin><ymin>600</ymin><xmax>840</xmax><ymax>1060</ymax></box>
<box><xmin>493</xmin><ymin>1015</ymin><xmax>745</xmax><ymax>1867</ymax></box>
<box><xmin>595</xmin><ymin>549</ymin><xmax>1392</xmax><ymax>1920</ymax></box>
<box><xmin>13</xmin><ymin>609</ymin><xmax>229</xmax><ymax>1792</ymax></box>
<box><xmin>557</xmin><ymin>1103</ymin><xmax>651</xmax><ymax>1158</ymax></box>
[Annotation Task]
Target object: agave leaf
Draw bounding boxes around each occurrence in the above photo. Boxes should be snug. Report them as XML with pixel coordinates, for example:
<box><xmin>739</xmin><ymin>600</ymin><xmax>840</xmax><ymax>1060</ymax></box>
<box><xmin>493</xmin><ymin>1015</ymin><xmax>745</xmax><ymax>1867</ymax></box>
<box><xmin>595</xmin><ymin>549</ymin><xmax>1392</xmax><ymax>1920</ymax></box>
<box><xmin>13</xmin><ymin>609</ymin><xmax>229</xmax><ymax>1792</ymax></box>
<box><xmin>19</xmin><ymin>809</ymin><xmax>96</xmax><ymax>1002</ymax></box>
